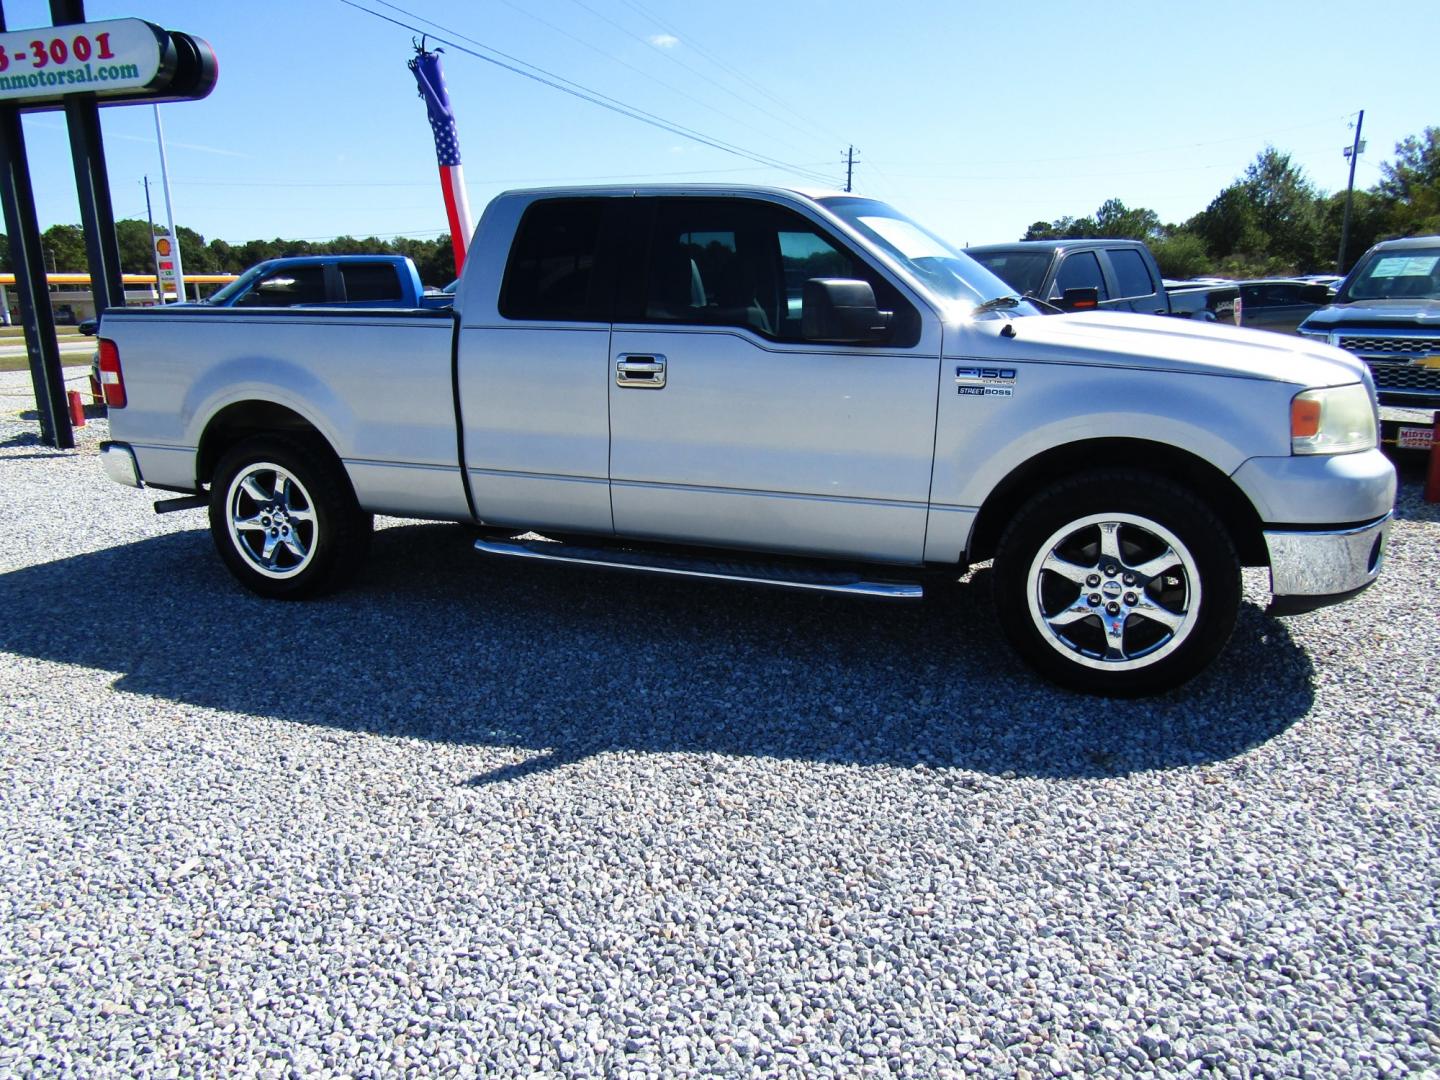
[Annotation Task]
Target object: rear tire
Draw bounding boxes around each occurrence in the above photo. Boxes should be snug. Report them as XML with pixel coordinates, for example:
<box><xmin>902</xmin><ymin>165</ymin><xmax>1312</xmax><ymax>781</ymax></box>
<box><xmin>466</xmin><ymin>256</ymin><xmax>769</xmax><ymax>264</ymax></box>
<box><xmin>993</xmin><ymin>470</ymin><xmax>1240</xmax><ymax>696</ymax></box>
<box><xmin>208</xmin><ymin>435</ymin><xmax>372</xmax><ymax>599</ymax></box>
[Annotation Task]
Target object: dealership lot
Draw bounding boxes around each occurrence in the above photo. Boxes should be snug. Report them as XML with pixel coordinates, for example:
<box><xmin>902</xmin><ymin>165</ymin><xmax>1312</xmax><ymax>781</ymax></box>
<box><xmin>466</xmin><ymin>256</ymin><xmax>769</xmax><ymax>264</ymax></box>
<box><xmin>1</xmin><ymin>377</ymin><xmax>1437</xmax><ymax>1076</ymax></box>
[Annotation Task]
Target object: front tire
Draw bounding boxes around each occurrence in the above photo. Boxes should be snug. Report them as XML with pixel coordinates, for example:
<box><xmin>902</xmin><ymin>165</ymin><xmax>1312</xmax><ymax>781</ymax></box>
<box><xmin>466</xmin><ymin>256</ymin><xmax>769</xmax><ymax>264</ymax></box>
<box><xmin>993</xmin><ymin>470</ymin><xmax>1240</xmax><ymax>696</ymax></box>
<box><xmin>208</xmin><ymin>435</ymin><xmax>372</xmax><ymax>599</ymax></box>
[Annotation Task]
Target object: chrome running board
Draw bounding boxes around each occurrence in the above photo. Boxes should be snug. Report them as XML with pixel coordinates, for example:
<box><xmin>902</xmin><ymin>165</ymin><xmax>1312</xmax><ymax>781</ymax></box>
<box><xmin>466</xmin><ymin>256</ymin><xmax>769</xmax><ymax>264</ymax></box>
<box><xmin>474</xmin><ymin>538</ymin><xmax>923</xmax><ymax>599</ymax></box>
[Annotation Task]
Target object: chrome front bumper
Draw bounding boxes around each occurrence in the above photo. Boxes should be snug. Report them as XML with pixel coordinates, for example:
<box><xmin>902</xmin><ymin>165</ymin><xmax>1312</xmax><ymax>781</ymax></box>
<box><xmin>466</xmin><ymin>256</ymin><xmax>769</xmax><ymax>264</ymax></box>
<box><xmin>99</xmin><ymin>441</ymin><xmax>143</xmax><ymax>488</ymax></box>
<box><xmin>1264</xmin><ymin>513</ymin><xmax>1390</xmax><ymax>616</ymax></box>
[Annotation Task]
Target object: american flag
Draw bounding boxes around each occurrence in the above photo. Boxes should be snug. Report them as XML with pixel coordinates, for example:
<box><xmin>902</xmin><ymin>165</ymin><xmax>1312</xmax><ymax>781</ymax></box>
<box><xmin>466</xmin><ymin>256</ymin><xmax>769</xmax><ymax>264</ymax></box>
<box><xmin>409</xmin><ymin>48</ymin><xmax>474</xmax><ymax>274</ymax></box>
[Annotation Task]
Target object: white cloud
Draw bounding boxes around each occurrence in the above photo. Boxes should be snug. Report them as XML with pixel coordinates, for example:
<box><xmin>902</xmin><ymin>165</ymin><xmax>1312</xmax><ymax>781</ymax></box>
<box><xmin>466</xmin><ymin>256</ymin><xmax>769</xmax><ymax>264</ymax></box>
<box><xmin>648</xmin><ymin>33</ymin><xmax>679</xmax><ymax>48</ymax></box>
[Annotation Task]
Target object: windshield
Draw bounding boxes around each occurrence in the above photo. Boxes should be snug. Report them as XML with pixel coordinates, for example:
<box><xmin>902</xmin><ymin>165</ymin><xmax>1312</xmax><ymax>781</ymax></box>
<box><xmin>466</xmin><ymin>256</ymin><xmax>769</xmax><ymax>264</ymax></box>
<box><xmin>967</xmin><ymin>250</ymin><xmax>1053</xmax><ymax>298</ymax></box>
<box><xmin>206</xmin><ymin>263</ymin><xmax>273</xmax><ymax>305</ymax></box>
<box><xmin>818</xmin><ymin>196</ymin><xmax>1029</xmax><ymax>312</ymax></box>
<box><xmin>1338</xmin><ymin>246</ymin><xmax>1440</xmax><ymax>302</ymax></box>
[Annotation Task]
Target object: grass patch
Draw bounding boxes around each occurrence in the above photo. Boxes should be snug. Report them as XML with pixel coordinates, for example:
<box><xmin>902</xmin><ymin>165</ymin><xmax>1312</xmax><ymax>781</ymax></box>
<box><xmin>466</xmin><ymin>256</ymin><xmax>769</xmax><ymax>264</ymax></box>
<box><xmin>0</xmin><ymin>355</ymin><xmax>93</xmax><ymax>372</ymax></box>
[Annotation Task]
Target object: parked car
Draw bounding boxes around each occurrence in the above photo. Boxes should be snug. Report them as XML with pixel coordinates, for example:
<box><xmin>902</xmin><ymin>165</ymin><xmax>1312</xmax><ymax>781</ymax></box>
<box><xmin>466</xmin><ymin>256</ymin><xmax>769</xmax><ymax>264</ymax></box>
<box><xmin>1235</xmin><ymin>279</ymin><xmax>1332</xmax><ymax>335</ymax></box>
<box><xmin>1298</xmin><ymin>235</ymin><xmax>1440</xmax><ymax>407</ymax></box>
<box><xmin>95</xmin><ymin>185</ymin><xmax>1394</xmax><ymax>696</ymax></box>
<box><xmin>968</xmin><ymin>239</ymin><xmax>1239</xmax><ymax>323</ymax></box>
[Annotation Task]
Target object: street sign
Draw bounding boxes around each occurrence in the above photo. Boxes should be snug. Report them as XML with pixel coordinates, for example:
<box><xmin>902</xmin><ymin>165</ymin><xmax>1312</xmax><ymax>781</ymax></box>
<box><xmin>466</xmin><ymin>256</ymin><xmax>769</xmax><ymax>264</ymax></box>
<box><xmin>154</xmin><ymin>233</ymin><xmax>178</xmax><ymax>297</ymax></box>
<box><xmin>0</xmin><ymin>18</ymin><xmax>215</xmax><ymax>111</ymax></box>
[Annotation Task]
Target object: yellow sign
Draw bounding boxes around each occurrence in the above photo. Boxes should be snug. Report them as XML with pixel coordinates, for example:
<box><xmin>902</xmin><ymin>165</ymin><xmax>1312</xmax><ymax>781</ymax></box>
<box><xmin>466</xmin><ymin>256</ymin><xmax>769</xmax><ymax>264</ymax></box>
<box><xmin>155</xmin><ymin>236</ymin><xmax>171</xmax><ymax>257</ymax></box>
<box><xmin>1415</xmin><ymin>355</ymin><xmax>1440</xmax><ymax>369</ymax></box>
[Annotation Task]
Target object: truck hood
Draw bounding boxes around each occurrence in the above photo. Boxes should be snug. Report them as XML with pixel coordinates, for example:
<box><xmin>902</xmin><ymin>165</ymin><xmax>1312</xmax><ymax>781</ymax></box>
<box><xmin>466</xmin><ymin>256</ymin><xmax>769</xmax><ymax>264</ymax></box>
<box><xmin>1299</xmin><ymin>299</ymin><xmax>1440</xmax><ymax>329</ymax></box>
<box><xmin>955</xmin><ymin>311</ymin><xmax>1366</xmax><ymax>387</ymax></box>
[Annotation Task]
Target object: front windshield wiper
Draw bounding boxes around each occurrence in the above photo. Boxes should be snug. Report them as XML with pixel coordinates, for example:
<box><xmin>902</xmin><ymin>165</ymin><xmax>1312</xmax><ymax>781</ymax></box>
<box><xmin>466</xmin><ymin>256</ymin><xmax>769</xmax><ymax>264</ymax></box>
<box><xmin>971</xmin><ymin>294</ymin><xmax>1024</xmax><ymax>315</ymax></box>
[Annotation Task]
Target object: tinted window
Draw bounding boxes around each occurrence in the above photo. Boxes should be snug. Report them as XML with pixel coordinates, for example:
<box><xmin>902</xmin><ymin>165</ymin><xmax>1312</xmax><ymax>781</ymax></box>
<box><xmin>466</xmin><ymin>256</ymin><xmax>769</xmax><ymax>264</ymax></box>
<box><xmin>1108</xmin><ymin>249</ymin><xmax>1155</xmax><ymax>298</ymax></box>
<box><xmin>500</xmin><ymin>200</ymin><xmax>606</xmax><ymax>321</ymax></box>
<box><xmin>238</xmin><ymin>266</ymin><xmax>328</xmax><ymax>307</ymax></box>
<box><xmin>1053</xmin><ymin>251</ymin><xmax>1108</xmax><ymax>299</ymax></box>
<box><xmin>340</xmin><ymin>263</ymin><xmax>403</xmax><ymax>303</ymax></box>
<box><xmin>968</xmin><ymin>251</ymin><xmax>1051</xmax><ymax>297</ymax></box>
<box><xmin>639</xmin><ymin>198</ymin><xmax>917</xmax><ymax>346</ymax></box>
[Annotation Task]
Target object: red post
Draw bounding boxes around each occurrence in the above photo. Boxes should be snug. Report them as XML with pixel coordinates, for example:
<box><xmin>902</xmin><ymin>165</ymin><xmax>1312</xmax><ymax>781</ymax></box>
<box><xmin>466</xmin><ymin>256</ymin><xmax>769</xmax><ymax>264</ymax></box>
<box><xmin>1426</xmin><ymin>411</ymin><xmax>1440</xmax><ymax>503</ymax></box>
<box><xmin>67</xmin><ymin>389</ymin><xmax>86</xmax><ymax>428</ymax></box>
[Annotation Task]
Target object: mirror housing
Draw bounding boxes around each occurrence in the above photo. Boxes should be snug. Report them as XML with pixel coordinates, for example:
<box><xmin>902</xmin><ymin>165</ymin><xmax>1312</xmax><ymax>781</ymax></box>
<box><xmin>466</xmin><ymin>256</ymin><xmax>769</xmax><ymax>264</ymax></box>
<box><xmin>803</xmin><ymin>279</ymin><xmax>890</xmax><ymax>343</ymax></box>
<box><xmin>1058</xmin><ymin>287</ymin><xmax>1100</xmax><ymax>312</ymax></box>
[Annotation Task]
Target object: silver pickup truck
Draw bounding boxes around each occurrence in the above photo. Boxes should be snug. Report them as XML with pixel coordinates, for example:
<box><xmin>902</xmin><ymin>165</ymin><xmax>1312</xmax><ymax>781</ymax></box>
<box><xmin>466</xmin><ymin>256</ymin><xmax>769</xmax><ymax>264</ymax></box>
<box><xmin>97</xmin><ymin>185</ymin><xmax>1395</xmax><ymax>695</ymax></box>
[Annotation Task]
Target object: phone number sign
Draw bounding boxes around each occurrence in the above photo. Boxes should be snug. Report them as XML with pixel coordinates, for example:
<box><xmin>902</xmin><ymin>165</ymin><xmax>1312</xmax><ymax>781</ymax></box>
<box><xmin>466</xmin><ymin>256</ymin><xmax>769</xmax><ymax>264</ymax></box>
<box><xmin>0</xmin><ymin>19</ymin><xmax>169</xmax><ymax>106</ymax></box>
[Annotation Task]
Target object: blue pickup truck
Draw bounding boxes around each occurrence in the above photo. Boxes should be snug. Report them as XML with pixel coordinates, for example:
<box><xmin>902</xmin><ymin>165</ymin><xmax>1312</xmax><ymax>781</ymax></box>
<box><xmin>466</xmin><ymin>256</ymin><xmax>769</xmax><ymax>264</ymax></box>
<box><xmin>205</xmin><ymin>254</ymin><xmax>451</xmax><ymax>310</ymax></box>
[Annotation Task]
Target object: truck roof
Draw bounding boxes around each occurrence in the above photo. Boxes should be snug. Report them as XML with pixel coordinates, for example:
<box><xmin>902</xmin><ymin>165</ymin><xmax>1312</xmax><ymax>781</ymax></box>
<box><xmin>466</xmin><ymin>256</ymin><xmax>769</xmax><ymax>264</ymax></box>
<box><xmin>1369</xmin><ymin>234</ymin><xmax>1440</xmax><ymax>250</ymax></box>
<box><xmin>495</xmin><ymin>183</ymin><xmax>853</xmax><ymax>202</ymax></box>
<box><xmin>966</xmin><ymin>239</ymin><xmax>1150</xmax><ymax>253</ymax></box>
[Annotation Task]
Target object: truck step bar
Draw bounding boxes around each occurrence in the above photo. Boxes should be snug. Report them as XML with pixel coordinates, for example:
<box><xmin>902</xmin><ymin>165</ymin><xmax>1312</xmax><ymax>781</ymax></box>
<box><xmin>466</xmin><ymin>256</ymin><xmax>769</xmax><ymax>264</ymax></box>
<box><xmin>473</xmin><ymin>537</ymin><xmax>924</xmax><ymax>599</ymax></box>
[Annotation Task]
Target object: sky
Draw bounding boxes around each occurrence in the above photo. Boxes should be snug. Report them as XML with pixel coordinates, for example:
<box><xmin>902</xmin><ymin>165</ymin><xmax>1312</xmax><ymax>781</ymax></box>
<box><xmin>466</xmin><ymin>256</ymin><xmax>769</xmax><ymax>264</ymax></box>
<box><xmin>7</xmin><ymin>0</ymin><xmax>1439</xmax><ymax>260</ymax></box>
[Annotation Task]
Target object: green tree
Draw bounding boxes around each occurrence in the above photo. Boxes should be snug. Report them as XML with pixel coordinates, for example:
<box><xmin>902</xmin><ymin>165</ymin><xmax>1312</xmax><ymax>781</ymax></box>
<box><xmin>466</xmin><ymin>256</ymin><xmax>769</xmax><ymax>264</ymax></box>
<box><xmin>1093</xmin><ymin>198</ymin><xmax>1161</xmax><ymax>241</ymax></box>
<box><xmin>1148</xmin><ymin>231</ymin><xmax>1210</xmax><ymax>279</ymax></box>
<box><xmin>40</xmin><ymin>224</ymin><xmax>86</xmax><ymax>273</ymax></box>
<box><xmin>1240</xmin><ymin>147</ymin><xmax>1323</xmax><ymax>268</ymax></box>
<box><xmin>1375</xmin><ymin>127</ymin><xmax>1440</xmax><ymax>236</ymax></box>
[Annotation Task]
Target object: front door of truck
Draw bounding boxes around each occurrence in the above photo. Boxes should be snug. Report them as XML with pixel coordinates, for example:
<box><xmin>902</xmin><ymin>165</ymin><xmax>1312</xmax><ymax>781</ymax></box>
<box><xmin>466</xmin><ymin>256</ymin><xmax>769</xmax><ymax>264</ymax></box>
<box><xmin>607</xmin><ymin>196</ymin><xmax>940</xmax><ymax>564</ymax></box>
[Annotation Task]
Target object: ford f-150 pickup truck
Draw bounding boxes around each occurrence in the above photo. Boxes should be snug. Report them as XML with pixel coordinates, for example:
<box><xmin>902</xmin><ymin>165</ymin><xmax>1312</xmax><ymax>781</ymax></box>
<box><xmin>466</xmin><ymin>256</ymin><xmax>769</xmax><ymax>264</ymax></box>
<box><xmin>95</xmin><ymin>185</ymin><xmax>1395</xmax><ymax>695</ymax></box>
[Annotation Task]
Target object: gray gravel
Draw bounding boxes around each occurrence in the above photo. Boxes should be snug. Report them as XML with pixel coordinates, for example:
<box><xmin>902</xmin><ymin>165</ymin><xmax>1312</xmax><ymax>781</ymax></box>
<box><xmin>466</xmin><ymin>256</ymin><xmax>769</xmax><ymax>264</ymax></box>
<box><xmin>2</xmin><ymin>371</ymin><xmax>1438</xmax><ymax>1078</ymax></box>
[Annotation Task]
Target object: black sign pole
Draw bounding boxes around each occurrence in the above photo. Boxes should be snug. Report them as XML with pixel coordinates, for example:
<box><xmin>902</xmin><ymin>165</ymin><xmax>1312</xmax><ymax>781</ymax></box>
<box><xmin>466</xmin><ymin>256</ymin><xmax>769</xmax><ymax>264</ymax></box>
<box><xmin>0</xmin><ymin>3</ymin><xmax>73</xmax><ymax>449</ymax></box>
<box><xmin>52</xmin><ymin>0</ymin><xmax>124</xmax><ymax>314</ymax></box>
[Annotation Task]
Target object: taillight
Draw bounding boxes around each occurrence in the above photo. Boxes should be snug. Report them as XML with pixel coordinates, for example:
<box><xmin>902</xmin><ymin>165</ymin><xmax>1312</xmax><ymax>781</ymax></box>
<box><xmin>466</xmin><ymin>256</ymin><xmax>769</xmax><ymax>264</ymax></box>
<box><xmin>97</xmin><ymin>338</ymin><xmax>125</xmax><ymax>408</ymax></box>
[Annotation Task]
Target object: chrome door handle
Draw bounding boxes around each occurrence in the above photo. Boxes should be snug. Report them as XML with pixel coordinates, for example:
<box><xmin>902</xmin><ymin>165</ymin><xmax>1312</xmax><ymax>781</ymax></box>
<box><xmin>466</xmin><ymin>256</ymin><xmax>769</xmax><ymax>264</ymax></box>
<box><xmin>616</xmin><ymin>354</ymin><xmax>666</xmax><ymax>389</ymax></box>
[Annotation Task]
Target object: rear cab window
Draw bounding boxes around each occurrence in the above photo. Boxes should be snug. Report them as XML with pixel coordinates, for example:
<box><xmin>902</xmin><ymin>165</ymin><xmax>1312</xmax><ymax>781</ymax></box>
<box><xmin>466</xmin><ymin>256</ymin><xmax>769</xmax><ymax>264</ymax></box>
<box><xmin>499</xmin><ymin>200</ymin><xmax>610</xmax><ymax>321</ymax></box>
<box><xmin>340</xmin><ymin>263</ymin><xmax>404</xmax><ymax>303</ymax></box>
<box><xmin>1107</xmin><ymin>248</ymin><xmax>1157</xmax><ymax>299</ymax></box>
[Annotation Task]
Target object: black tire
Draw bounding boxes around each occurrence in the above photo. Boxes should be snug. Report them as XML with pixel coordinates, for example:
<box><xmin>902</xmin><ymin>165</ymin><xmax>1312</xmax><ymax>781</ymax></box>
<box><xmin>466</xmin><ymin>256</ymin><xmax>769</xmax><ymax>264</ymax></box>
<box><xmin>208</xmin><ymin>435</ymin><xmax>372</xmax><ymax>599</ymax></box>
<box><xmin>993</xmin><ymin>469</ymin><xmax>1240</xmax><ymax>696</ymax></box>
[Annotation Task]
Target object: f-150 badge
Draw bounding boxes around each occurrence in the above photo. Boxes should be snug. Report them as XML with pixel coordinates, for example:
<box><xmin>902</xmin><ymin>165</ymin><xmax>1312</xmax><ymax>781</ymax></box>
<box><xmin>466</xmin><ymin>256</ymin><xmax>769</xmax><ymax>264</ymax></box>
<box><xmin>956</xmin><ymin>366</ymin><xmax>1016</xmax><ymax>397</ymax></box>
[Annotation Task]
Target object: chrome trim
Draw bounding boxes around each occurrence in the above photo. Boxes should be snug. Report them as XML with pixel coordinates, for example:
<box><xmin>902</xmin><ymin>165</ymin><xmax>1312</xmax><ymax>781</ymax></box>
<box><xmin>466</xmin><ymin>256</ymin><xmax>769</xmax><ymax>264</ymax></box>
<box><xmin>99</xmin><ymin>442</ymin><xmax>142</xmax><ymax>488</ymax></box>
<box><xmin>1265</xmin><ymin>513</ymin><xmax>1390</xmax><ymax>599</ymax></box>
<box><xmin>474</xmin><ymin>538</ymin><xmax>923</xmax><ymax>598</ymax></box>
<box><xmin>616</xmin><ymin>353</ymin><xmax>667</xmax><ymax>388</ymax></box>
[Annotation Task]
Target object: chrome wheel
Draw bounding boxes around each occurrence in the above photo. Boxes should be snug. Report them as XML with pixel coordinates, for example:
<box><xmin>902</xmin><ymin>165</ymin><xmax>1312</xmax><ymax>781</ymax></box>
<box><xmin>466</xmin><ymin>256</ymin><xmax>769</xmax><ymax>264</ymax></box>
<box><xmin>1025</xmin><ymin>512</ymin><xmax>1200</xmax><ymax>672</ymax></box>
<box><xmin>224</xmin><ymin>462</ymin><xmax>318</xmax><ymax>579</ymax></box>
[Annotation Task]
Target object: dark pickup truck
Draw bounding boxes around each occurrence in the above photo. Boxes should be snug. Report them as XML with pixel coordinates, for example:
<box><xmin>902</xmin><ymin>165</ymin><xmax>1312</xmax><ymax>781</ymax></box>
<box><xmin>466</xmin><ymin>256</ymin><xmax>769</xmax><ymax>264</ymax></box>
<box><xmin>967</xmin><ymin>239</ymin><xmax>1239</xmax><ymax>324</ymax></box>
<box><xmin>1298</xmin><ymin>234</ymin><xmax>1440</xmax><ymax>408</ymax></box>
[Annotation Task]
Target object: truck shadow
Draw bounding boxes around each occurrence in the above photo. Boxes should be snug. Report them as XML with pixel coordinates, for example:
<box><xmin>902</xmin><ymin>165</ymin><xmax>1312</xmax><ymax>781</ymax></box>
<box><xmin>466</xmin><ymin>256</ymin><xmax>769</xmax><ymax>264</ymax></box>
<box><xmin>0</xmin><ymin>522</ymin><xmax>1316</xmax><ymax>782</ymax></box>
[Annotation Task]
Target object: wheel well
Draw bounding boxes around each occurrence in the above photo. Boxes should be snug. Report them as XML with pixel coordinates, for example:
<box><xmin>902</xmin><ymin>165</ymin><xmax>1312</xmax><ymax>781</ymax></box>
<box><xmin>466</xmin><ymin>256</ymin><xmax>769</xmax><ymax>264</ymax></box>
<box><xmin>967</xmin><ymin>439</ymin><xmax>1267</xmax><ymax>567</ymax></box>
<box><xmin>196</xmin><ymin>401</ymin><xmax>337</xmax><ymax>487</ymax></box>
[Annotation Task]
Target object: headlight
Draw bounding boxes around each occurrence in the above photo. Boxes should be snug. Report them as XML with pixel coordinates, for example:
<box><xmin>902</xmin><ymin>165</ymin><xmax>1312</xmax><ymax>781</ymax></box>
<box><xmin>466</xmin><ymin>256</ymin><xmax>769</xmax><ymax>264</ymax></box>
<box><xmin>1291</xmin><ymin>384</ymin><xmax>1376</xmax><ymax>455</ymax></box>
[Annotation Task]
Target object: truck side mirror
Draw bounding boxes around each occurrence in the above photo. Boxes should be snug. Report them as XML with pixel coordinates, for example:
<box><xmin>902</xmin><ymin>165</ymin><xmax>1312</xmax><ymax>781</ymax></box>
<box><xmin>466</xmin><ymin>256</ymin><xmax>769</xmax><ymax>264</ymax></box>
<box><xmin>802</xmin><ymin>279</ymin><xmax>890</xmax><ymax>343</ymax></box>
<box><xmin>1058</xmin><ymin>287</ymin><xmax>1100</xmax><ymax>312</ymax></box>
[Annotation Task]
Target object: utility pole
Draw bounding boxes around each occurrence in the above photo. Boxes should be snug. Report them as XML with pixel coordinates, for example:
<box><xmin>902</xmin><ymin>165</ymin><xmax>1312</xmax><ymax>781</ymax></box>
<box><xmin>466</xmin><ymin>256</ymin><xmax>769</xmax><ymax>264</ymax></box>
<box><xmin>844</xmin><ymin>145</ymin><xmax>855</xmax><ymax>193</ymax></box>
<box><xmin>1337</xmin><ymin>109</ymin><xmax>1365</xmax><ymax>275</ymax></box>
<box><xmin>143</xmin><ymin>176</ymin><xmax>162</xmax><ymax>301</ymax></box>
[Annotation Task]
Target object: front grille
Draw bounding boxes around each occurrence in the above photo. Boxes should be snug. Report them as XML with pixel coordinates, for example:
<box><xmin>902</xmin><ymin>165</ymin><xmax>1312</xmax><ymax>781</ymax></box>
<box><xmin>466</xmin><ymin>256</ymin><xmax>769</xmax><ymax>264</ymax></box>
<box><xmin>1335</xmin><ymin>334</ymin><xmax>1440</xmax><ymax>356</ymax></box>
<box><xmin>1367</xmin><ymin>361</ymin><xmax>1440</xmax><ymax>394</ymax></box>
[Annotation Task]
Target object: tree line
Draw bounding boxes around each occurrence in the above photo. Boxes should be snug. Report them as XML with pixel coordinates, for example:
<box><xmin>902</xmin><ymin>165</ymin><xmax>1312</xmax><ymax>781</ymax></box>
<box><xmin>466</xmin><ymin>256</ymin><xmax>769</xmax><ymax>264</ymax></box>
<box><xmin>1025</xmin><ymin>126</ymin><xmax>1439</xmax><ymax>279</ymax></box>
<box><xmin>1</xmin><ymin>219</ymin><xmax>458</xmax><ymax>289</ymax></box>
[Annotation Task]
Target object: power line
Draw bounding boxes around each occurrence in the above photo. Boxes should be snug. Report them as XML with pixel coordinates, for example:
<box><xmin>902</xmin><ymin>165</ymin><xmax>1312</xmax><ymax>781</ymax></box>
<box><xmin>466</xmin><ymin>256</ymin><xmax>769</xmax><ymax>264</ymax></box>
<box><xmin>170</xmin><ymin>162</ymin><xmax>842</xmax><ymax>189</ymax></box>
<box><xmin>339</xmin><ymin>0</ymin><xmax>838</xmax><ymax>188</ymax></box>
<box><xmin>615</xmin><ymin>0</ymin><xmax>849</xmax><ymax>146</ymax></box>
<box><xmin>564</xmin><ymin>0</ymin><xmax>827</xmax><ymax>148</ymax></box>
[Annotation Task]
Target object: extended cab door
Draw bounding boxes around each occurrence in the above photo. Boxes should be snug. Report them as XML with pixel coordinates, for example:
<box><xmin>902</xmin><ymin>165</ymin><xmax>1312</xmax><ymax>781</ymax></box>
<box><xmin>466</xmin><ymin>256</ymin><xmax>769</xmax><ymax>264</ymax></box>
<box><xmin>455</xmin><ymin>197</ymin><xmax>621</xmax><ymax>536</ymax></box>
<box><xmin>607</xmin><ymin>196</ymin><xmax>940</xmax><ymax>564</ymax></box>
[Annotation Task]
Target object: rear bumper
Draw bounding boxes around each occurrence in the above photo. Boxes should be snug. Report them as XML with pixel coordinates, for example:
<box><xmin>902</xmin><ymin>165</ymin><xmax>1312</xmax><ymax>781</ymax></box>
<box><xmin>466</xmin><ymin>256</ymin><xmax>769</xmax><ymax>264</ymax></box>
<box><xmin>1264</xmin><ymin>513</ymin><xmax>1390</xmax><ymax>616</ymax></box>
<box><xmin>99</xmin><ymin>441</ymin><xmax>143</xmax><ymax>488</ymax></box>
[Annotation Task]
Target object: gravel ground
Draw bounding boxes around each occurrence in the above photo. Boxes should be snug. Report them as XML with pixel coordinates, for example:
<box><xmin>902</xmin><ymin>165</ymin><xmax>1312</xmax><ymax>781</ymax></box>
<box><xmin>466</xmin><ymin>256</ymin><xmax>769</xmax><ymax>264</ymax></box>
<box><xmin>1</xmin><ymin>372</ymin><xmax>1438</xmax><ymax>1078</ymax></box>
